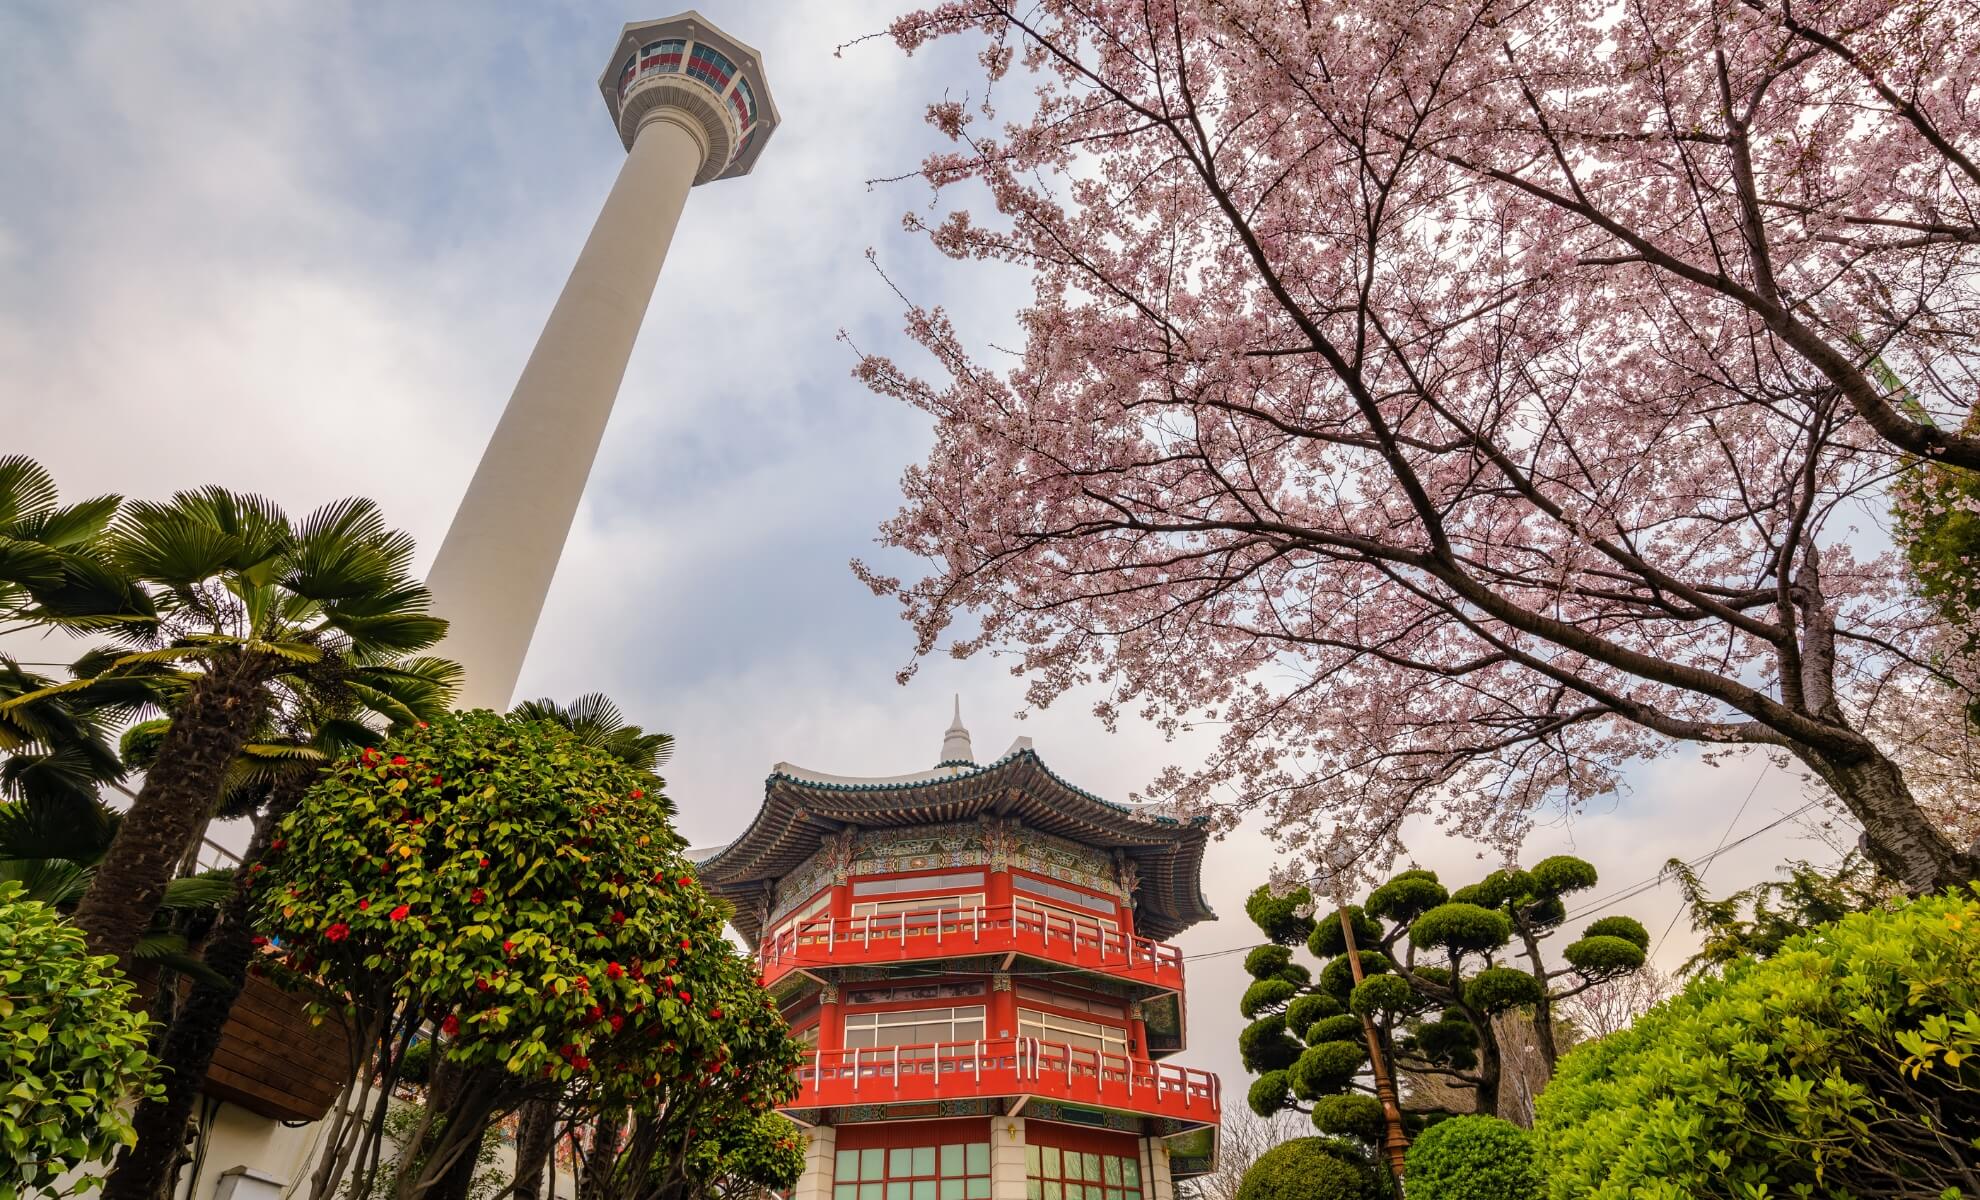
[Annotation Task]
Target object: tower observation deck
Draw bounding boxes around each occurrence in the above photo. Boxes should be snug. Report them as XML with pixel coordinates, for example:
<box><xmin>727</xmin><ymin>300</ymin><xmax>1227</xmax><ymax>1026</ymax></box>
<box><xmin>426</xmin><ymin>13</ymin><xmax>779</xmax><ymax>709</ymax></box>
<box><xmin>696</xmin><ymin>707</ymin><xmax>1222</xmax><ymax>1200</ymax></box>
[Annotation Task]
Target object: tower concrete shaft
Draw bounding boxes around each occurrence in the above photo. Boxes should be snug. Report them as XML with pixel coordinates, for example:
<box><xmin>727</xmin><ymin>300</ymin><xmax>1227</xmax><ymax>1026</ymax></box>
<box><xmin>426</xmin><ymin>13</ymin><xmax>778</xmax><ymax>710</ymax></box>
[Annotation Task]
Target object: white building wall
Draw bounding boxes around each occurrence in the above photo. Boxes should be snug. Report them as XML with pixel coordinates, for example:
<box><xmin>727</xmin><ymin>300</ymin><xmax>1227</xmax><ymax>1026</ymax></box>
<box><xmin>988</xmin><ymin>1116</ymin><xmax>1027</xmax><ymax>1200</ymax></box>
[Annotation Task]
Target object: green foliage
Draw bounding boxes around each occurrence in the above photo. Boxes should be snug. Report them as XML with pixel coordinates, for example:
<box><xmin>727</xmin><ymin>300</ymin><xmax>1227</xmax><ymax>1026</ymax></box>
<box><xmin>1462</xmin><ymin>966</ymin><xmax>1544</xmax><ymax>1014</ymax></box>
<box><xmin>1578</xmin><ymin>915</ymin><xmax>1648</xmax><ymax>951</ymax></box>
<box><xmin>1284</xmin><ymin>991</ymin><xmax>1342</xmax><ymax>1038</ymax></box>
<box><xmin>1535</xmin><ymin>889</ymin><xmax>1980</xmax><ymax>1198</ymax></box>
<box><xmin>1349</xmin><ymin>973</ymin><xmax>1414</xmax><ymax>1017</ymax></box>
<box><xmin>1246</xmin><ymin>883</ymin><xmax>1317</xmax><ymax>946</ymax></box>
<box><xmin>1237</xmin><ymin>1138</ymin><xmax>1381</xmax><ymax>1200</ymax></box>
<box><xmin>1892</xmin><ymin>411</ymin><xmax>1980</xmax><ymax>645</ymax></box>
<box><xmin>1310</xmin><ymin>1093</ymin><xmax>1386</xmax><ymax>1143</ymax></box>
<box><xmin>1668</xmin><ymin>852</ymin><xmax>1881</xmax><ymax>975</ymax></box>
<box><xmin>1317</xmin><ymin>951</ymin><xmax>1394</xmax><ymax>1002</ymax></box>
<box><xmin>1241</xmin><ymin>977</ymin><xmax>1299</xmax><ymax>1018</ymax></box>
<box><xmin>1247</xmin><ymin>1070</ymin><xmax>1292</xmax><ymax>1117</ymax></box>
<box><xmin>1409</xmin><ymin>903</ymin><xmax>1512</xmax><ymax>955</ymax></box>
<box><xmin>257</xmin><ymin>711</ymin><xmax>798</xmax><ymax>1106</ymax></box>
<box><xmin>1450</xmin><ymin>869</ymin><xmax>1534</xmax><ymax>911</ymax></box>
<box><xmin>0</xmin><ymin>882</ymin><xmax>159</xmax><ymax>1199</ymax></box>
<box><xmin>1245</xmin><ymin>943</ymin><xmax>1295</xmax><ymax>980</ymax></box>
<box><xmin>1526</xmin><ymin>856</ymin><xmax>1598</xmax><ymax>898</ymax></box>
<box><xmin>1239</xmin><ymin>1013</ymin><xmax>1303</xmax><ymax>1073</ymax></box>
<box><xmin>1404</xmin><ymin>1116</ymin><xmax>1543</xmax><ymax>1200</ymax></box>
<box><xmin>1308</xmin><ymin>904</ymin><xmax>1383</xmax><ymax>958</ymax></box>
<box><xmin>1305</xmin><ymin>1014</ymin><xmax>1362</xmax><ymax>1045</ymax></box>
<box><xmin>1290</xmin><ymin>1041</ymin><xmax>1366</xmax><ymax>1098</ymax></box>
<box><xmin>1560</xmin><ymin>935</ymin><xmax>1645</xmax><ymax>977</ymax></box>
<box><xmin>1365</xmin><ymin>872</ymin><xmax>1448</xmax><ymax>923</ymax></box>
<box><xmin>1407</xmin><ymin>1016</ymin><xmax>1479</xmax><ymax>1069</ymax></box>
<box><xmin>682</xmin><ymin>1111</ymin><xmax>807</xmax><ymax>1197</ymax></box>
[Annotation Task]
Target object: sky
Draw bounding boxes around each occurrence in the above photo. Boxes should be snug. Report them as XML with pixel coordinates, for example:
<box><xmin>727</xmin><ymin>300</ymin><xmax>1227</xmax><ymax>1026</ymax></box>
<box><xmin>0</xmin><ymin>1</ymin><xmax>1854</xmax><ymax>1094</ymax></box>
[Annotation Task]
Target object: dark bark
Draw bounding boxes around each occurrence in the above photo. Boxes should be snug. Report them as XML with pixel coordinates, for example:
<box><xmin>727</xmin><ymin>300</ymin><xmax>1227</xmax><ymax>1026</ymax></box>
<box><xmin>511</xmin><ymin>1101</ymin><xmax>557</xmax><ymax>1200</ymax></box>
<box><xmin>1802</xmin><ymin>743</ymin><xmax>1980</xmax><ymax>893</ymax></box>
<box><xmin>74</xmin><ymin>650</ymin><xmax>274</xmax><ymax>964</ymax></box>
<box><xmin>106</xmin><ymin>784</ymin><xmax>306</xmax><ymax>1200</ymax></box>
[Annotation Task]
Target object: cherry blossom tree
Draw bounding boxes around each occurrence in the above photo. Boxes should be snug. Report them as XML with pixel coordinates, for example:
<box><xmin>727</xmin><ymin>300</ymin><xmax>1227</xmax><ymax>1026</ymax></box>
<box><xmin>855</xmin><ymin>0</ymin><xmax>1980</xmax><ymax>890</ymax></box>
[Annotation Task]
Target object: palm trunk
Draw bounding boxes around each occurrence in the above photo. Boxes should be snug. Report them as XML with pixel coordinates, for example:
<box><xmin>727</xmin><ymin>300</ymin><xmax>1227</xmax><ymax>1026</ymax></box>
<box><xmin>105</xmin><ymin>782</ymin><xmax>308</xmax><ymax>1200</ymax></box>
<box><xmin>74</xmin><ymin>650</ymin><xmax>274</xmax><ymax>964</ymax></box>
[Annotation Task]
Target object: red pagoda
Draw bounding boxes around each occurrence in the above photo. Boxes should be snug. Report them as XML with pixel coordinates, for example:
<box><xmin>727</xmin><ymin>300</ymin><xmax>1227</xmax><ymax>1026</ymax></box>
<box><xmin>696</xmin><ymin>705</ymin><xmax>1220</xmax><ymax>1200</ymax></box>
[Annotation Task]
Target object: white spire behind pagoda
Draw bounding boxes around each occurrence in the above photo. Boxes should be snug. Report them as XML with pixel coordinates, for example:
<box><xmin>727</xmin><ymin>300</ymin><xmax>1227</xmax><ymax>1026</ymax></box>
<box><xmin>940</xmin><ymin>695</ymin><xmax>976</xmax><ymax>766</ymax></box>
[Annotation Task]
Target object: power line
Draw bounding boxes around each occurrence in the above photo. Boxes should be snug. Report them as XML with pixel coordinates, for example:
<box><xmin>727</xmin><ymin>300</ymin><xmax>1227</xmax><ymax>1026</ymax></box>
<box><xmin>1648</xmin><ymin>765</ymin><xmax>1766</xmax><ymax>960</ymax></box>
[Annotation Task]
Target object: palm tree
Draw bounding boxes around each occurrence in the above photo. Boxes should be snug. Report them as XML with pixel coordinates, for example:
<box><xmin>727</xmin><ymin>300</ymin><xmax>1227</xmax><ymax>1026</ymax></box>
<box><xmin>0</xmin><ymin>454</ymin><xmax>152</xmax><ymax>634</ymax></box>
<box><xmin>1</xmin><ymin>488</ymin><xmax>447</xmax><ymax>965</ymax></box>
<box><xmin>106</xmin><ymin>652</ymin><xmax>460</xmax><ymax>1200</ymax></box>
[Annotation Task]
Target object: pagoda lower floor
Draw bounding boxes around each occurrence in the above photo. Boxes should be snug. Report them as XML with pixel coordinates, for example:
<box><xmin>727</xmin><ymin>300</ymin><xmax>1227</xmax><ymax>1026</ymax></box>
<box><xmin>790</xmin><ymin>1114</ymin><xmax>1216</xmax><ymax>1200</ymax></box>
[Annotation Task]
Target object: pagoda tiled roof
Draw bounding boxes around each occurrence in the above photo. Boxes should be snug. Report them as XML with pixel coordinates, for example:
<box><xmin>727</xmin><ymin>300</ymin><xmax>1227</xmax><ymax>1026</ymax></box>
<box><xmin>696</xmin><ymin>746</ymin><xmax>1216</xmax><ymax>944</ymax></box>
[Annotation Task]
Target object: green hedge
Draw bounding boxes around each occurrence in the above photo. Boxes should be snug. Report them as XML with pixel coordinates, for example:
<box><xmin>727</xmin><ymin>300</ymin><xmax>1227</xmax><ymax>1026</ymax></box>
<box><xmin>0</xmin><ymin>882</ymin><xmax>159</xmax><ymax>1199</ymax></box>
<box><xmin>1236</xmin><ymin>1137</ymin><xmax>1382</xmax><ymax>1200</ymax></box>
<box><xmin>1403</xmin><ymin>1116</ymin><xmax>1543</xmax><ymax>1200</ymax></box>
<box><xmin>1535</xmin><ymin>888</ymin><xmax>1980</xmax><ymax>1198</ymax></box>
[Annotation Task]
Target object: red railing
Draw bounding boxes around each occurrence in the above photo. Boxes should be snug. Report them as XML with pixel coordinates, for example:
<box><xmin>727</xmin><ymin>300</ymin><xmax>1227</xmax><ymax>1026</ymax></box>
<box><xmin>758</xmin><ymin>903</ymin><xmax>1185</xmax><ymax>988</ymax></box>
<box><xmin>788</xmin><ymin>1038</ymin><xmax>1218</xmax><ymax>1124</ymax></box>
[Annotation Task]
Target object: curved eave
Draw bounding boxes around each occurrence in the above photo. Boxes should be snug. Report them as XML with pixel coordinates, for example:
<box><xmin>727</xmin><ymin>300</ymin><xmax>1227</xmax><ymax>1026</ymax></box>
<box><xmin>698</xmin><ymin>748</ymin><xmax>1215</xmax><ymax>945</ymax></box>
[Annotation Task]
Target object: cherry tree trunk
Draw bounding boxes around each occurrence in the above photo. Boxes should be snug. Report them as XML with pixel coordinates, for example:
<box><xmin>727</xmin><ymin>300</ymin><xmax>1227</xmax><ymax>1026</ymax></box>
<box><xmin>1804</xmin><ymin>745</ymin><xmax>1978</xmax><ymax>893</ymax></box>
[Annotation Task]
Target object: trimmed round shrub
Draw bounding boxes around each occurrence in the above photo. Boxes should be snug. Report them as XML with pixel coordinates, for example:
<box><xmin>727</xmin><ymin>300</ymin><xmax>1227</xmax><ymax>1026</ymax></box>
<box><xmin>1245</xmin><ymin>943</ymin><xmax>1297</xmax><ymax>980</ymax></box>
<box><xmin>1519</xmin><ymin>894</ymin><xmax>1567</xmax><ymax>928</ymax></box>
<box><xmin>1404</xmin><ymin>1115</ymin><xmax>1543</xmax><ymax>1200</ymax></box>
<box><xmin>1580</xmin><ymin>915</ymin><xmax>1649</xmax><ymax>950</ymax></box>
<box><xmin>1247</xmin><ymin>884</ymin><xmax>1318</xmax><ymax>946</ymax></box>
<box><xmin>1242</xmin><ymin>977</ymin><xmax>1300</xmax><ymax>1018</ymax></box>
<box><xmin>1285</xmin><ymin>991</ymin><xmax>1343</xmax><ymax>1038</ymax></box>
<box><xmin>1237</xmin><ymin>1137</ymin><xmax>1381</xmax><ymax>1200</ymax></box>
<box><xmin>1247</xmin><ymin>1069</ymin><xmax>1292</xmax><ymax>1117</ymax></box>
<box><xmin>1536</xmin><ymin>889</ymin><xmax>1980</xmax><ymax>1198</ymax></box>
<box><xmin>1450</xmin><ymin>869</ymin><xmax>1534</xmax><ymax>911</ymax></box>
<box><xmin>1311</xmin><ymin>1093</ymin><xmax>1386</xmax><ymax>1143</ymax></box>
<box><xmin>1239</xmin><ymin>1013</ymin><xmax>1303</xmax><ymax>1073</ymax></box>
<box><xmin>1349</xmin><ymin>973</ymin><xmax>1415</xmax><ymax>1017</ymax></box>
<box><xmin>1409</xmin><ymin>1016</ymin><xmax>1479</xmax><ymax>1067</ymax></box>
<box><xmin>1319</xmin><ymin>951</ymin><xmax>1394</xmax><ymax>1001</ymax></box>
<box><xmin>1527</xmin><ymin>855</ymin><xmax>1598</xmax><ymax>897</ymax></box>
<box><xmin>1289</xmin><ymin>1040</ymin><xmax>1366</xmax><ymax>1098</ymax></box>
<box><xmin>1410</xmin><ymin>903</ymin><xmax>1512</xmax><ymax>954</ymax></box>
<box><xmin>1463</xmin><ymin>966</ymin><xmax>1545</xmax><ymax>1014</ymax></box>
<box><xmin>1560</xmin><ymin>934</ymin><xmax>1646</xmax><ymax>977</ymax></box>
<box><xmin>0</xmin><ymin>882</ymin><xmax>159</xmax><ymax>1195</ymax></box>
<box><xmin>1366</xmin><ymin>873</ymin><xmax>1448</xmax><ymax>923</ymax></box>
<box><xmin>1309</xmin><ymin>904</ymin><xmax>1385</xmax><ymax>959</ymax></box>
<box><xmin>1306</xmin><ymin>1013</ymin><xmax>1363</xmax><ymax>1045</ymax></box>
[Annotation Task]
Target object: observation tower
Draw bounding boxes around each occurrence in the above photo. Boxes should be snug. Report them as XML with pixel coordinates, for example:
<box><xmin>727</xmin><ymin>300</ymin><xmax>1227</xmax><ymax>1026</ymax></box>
<box><xmin>696</xmin><ymin>707</ymin><xmax>1222</xmax><ymax>1200</ymax></box>
<box><xmin>427</xmin><ymin>13</ymin><xmax>779</xmax><ymax>708</ymax></box>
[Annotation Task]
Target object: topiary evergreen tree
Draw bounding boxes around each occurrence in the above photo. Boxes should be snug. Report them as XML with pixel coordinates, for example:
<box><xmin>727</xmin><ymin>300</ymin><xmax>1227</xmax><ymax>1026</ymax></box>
<box><xmin>1237</xmin><ymin>858</ymin><xmax>1645</xmax><ymax>1124</ymax></box>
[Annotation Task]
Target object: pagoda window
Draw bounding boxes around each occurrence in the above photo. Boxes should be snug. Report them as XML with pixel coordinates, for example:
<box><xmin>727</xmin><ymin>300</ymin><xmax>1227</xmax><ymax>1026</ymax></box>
<box><xmin>842</xmin><ymin>1004</ymin><xmax>987</xmax><ymax>1049</ymax></box>
<box><xmin>1024</xmin><ymin>1145</ymin><xmax>1141</xmax><ymax>1200</ymax></box>
<box><xmin>1013</xmin><ymin>874</ymin><xmax>1117</xmax><ymax>916</ymax></box>
<box><xmin>834</xmin><ymin>1143</ymin><xmax>993</xmax><ymax>1200</ymax></box>
<box><xmin>850</xmin><ymin>892</ymin><xmax>986</xmax><ymax>923</ymax></box>
<box><xmin>1014</xmin><ymin>984</ymin><xmax>1127</xmax><ymax>1020</ymax></box>
<box><xmin>851</xmin><ymin>870</ymin><xmax>985</xmax><ymax>897</ymax></box>
<box><xmin>1017</xmin><ymin>1007</ymin><xmax>1128</xmax><ymax>1057</ymax></box>
<box><xmin>769</xmin><ymin>888</ymin><xmax>833</xmax><ymax>941</ymax></box>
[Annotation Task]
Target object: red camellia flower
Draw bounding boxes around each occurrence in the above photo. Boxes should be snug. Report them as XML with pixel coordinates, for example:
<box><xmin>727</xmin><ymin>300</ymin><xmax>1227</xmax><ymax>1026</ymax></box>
<box><xmin>389</xmin><ymin>904</ymin><xmax>411</xmax><ymax>921</ymax></box>
<box><xmin>711</xmin><ymin>1008</ymin><xmax>723</xmax><ymax>1020</ymax></box>
<box><xmin>609</xmin><ymin>1014</ymin><xmax>625</xmax><ymax>1032</ymax></box>
<box><xmin>391</xmin><ymin>755</ymin><xmax>408</xmax><ymax>766</ymax></box>
<box><xmin>441</xmin><ymin>1014</ymin><xmax>460</xmax><ymax>1036</ymax></box>
<box><xmin>470</xmin><ymin>888</ymin><xmax>486</xmax><ymax>905</ymax></box>
<box><xmin>358</xmin><ymin>899</ymin><xmax>370</xmax><ymax>910</ymax></box>
<box><xmin>631</xmin><ymin>788</ymin><xmax>644</xmax><ymax>799</ymax></box>
<box><xmin>270</xmin><ymin>839</ymin><xmax>285</xmax><ymax>851</ymax></box>
<box><xmin>575</xmin><ymin>977</ymin><xmax>590</xmax><ymax>992</ymax></box>
<box><xmin>479</xmin><ymin>857</ymin><xmax>490</xmax><ymax>868</ymax></box>
<box><xmin>503</xmin><ymin>940</ymin><xmax>517</xmax><ymax>955</ymax></box>
<box><xmin>653</xmin><ymin>870</ymin><xmax>666</xmax><ymax>883</ymax></box>
<box><xmin>678</xmin><ymin>991</ymin><xmax>691</xmax><ymax>1003</ymax></box>
<box><xmin>430</xmin><ymin>775</ymin><xmax>443</xmax><ymax>786</ymax></box>
<box><xmin>680</xmin><ymin>938</ymin><xmax>692</xmax><ymax>951</ymax></box>
<box><xmin>572</xmin><ymin>1055</ymin><xmax>591</xmax><ymax>1071</ymax></box>
<box><xmin>587</xmin><ymin>1004</ymin><xmax>604</xmax><ymax>1022</ymax></box>
<box><xmin>610</xmin><ymin>910</ymin><xmax>626</xmax><ymax>925</ymax></box>
<box><xmin>251</xmin><ymin>935</ymin><xmax>269</xmax><ymax>947</ymax></box>
<box><xmin>606</xmin><ymin>962</ymin><xmax>625</xmax><ymax>979</ymax></box>
<box><xmin>677</xmin><ymin>876</ymin><xmax>691</xmax><ymax>887</ymax></box>
<box><xmin>476</xmin><ymin>978</ymin><xmax>491</xmax><ymax>993</ymax></box>
<box><xmin>325</xmin><ymin>922</ymin><xmax>350</xmax><ymax>942</ymax></box>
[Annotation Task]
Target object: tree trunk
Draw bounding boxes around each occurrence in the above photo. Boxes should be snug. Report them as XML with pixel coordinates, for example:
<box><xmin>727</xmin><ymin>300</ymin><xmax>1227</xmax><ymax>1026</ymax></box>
<box><xmin>512</xmin><ymin>1101</ymin><xmax>558</xmax><ymax>1200</ymax></box>
<box><xmin>74</xmin><ymin>651</ymin><xmax>273</xmax><ymax>965</ymax></box>
<box><xmin>105</xmin><ymin>786</ymin><xmax>305</xmax><ymax>1200</ymax></box>
<box><xmin>1805</xmin><ymin>744</ymin><xmax>1979</xmax><ymax>893</ymax></box>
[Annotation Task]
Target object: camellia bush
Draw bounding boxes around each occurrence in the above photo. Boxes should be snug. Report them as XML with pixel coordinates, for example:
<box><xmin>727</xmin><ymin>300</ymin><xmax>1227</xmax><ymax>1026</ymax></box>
<box><xmin>254</xmin><ymin>711</ymin><xmax>797</xmax><ymax>1200</ymax></box>
<box><xmin>1402</xmin><ymin>1116</ymin><xmax>1543</xmax><ymax>1200</ymax></box>
<box><xmin>1535</xmin><ymin>888</ymin><xmax>1980</xmax><ymax>1198</ymax></box>
<box><xmin>1240</xmin><ymin>858</ymin><xmax>1646</xmax><ymax>1125</ymax></box>
<box><xmin>0</xmin><ymin>881</ymin><xmax>159</xmax><ymax>1199</ymax></box>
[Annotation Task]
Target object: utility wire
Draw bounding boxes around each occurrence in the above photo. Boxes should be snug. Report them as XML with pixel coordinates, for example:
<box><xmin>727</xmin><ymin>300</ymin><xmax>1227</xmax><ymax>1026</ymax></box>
<box><xmin>1648</xmin><ymin>765</ymin><xmax>1766</xmax><ymax>960</ymax></box>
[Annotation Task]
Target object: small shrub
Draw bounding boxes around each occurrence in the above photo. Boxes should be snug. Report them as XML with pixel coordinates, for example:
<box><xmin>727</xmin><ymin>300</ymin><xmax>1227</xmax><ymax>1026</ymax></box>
<box><xmin>1242</xmin><ymin>977</ymin><xmax>1299</xmax><ymax>1017</ymax></box>
<box><xmin>1290</xmin><ymin>1040</ymin><xmax>1366</xmax><ymax>1098</ymax></box>
<box><xmin>1535</xmin><ymin>888</ymin><xmax>1980</xmax><ymax>1198</ymax></box>
<box><xmin>1410</xmin><ymin>903</ymin><xmax>1512</xmax><ymax>954</ymax></box>
<box><xmin>1305</xmin><ymin>1013</ymin><xmax>1363</xmax><ymax>1045</ymax></box>
<box><xmin>0</xmin><ymin>882</ymin><xmax>159</xmax><ymax>1197</ymax></box>
<box><xmin>1285</xmin><ymin>991</ymin><xmax>1343</xmax><ymax>1037</ymax></box>
<box><xmin>1308</xmin><ymin>905</ymin><xmax>1384</xmax><ymax>958</ymax></box>
<box><xmin>1578</xmin><ymin>915</ymin><xmax>1649</xmax><ymax>950</ymax></box>
<box><xmin>1311</xmin><ymin>1093</ymin><xmax>1386</xmax><ymax>1142</ymax></box>
<box><xmin>1462</xmin><ymin>966</ymin><xmax>1544</xmax><ymax>1014</ymax></box>
<box><xmin>1236</xmin><ymin>1137</ymin><xmax>1380</xmax><ymax>1200</ymax></box>
<box><xmin>1405</xmin><ymin>1116</ymin><xmax>1543</xmax><ymax>1200</ymax></box>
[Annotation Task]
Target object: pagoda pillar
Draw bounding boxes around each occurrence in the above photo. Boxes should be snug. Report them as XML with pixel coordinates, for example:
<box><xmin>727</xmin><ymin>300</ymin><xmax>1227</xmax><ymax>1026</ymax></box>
<box><xmin>793</xmin><ymin>1125</ymin><xmax>837</xmax><ymax>1200</ymax></box>
<box><xmin>817</xmin><ymin>984</ymin><xmax>844</xmax><ymax>1056</ymax></box>
<box><xmin>990</xmin><ymin>972</ymin><xmax>1017</xmax><ymax>1042</ymax></box>
<box><xmin>989</xmin><ymin>1117</ymin><xmax>1028</xmax><ymax>1200</ymax></box>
